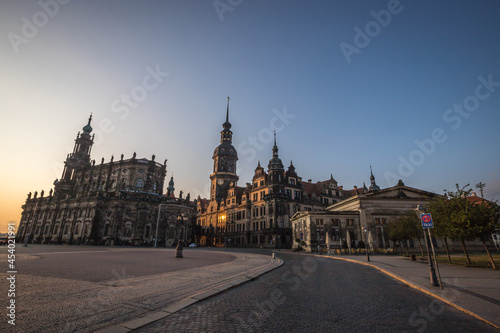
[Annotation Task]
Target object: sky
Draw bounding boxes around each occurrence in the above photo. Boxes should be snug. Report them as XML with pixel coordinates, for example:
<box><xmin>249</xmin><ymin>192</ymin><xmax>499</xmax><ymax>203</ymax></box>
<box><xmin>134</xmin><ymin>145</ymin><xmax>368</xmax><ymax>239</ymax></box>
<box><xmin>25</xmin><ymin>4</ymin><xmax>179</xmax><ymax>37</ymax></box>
<box><xmin>1</xmin><ymin>0</ymin><xmax>500</xmax><ymax>233</ymax></box>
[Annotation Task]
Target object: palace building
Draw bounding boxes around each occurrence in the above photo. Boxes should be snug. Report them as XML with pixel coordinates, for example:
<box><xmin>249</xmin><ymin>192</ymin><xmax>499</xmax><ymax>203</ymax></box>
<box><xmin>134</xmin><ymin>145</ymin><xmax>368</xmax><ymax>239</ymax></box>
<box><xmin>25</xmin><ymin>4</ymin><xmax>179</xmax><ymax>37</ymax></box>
<box><xmin>195</xmin><ymin>100</ymin><xmax>445</xmax><ymax>252</ymax></box>
<box><xmin>197</xmin><ymin>100</ymin><xmax>345</xmax><ymax>248</ymax></box>
<box><xmin>17</xmin><ymin>115</ymin><xmax>196</xmax><ymax>246</ymax></box>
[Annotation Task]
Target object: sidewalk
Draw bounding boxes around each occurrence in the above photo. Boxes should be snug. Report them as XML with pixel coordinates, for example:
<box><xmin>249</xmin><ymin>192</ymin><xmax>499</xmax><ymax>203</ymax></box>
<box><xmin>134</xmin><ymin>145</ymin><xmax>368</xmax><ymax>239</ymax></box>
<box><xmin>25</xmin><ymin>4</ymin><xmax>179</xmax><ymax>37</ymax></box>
<box><xmin>321</xmin><ymin>253</ymin><xmax>500</xmax><ymax>330</ymax></box>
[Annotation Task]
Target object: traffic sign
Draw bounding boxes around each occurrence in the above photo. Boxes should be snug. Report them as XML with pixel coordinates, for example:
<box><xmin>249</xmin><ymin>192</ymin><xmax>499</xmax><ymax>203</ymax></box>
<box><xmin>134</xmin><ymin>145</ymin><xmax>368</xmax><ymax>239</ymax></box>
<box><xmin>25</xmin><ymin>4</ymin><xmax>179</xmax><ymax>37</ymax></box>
<box><xmin>420</xmin><ymin>213</ymin><xmax>434</xmax><ymax>228</ymax></box>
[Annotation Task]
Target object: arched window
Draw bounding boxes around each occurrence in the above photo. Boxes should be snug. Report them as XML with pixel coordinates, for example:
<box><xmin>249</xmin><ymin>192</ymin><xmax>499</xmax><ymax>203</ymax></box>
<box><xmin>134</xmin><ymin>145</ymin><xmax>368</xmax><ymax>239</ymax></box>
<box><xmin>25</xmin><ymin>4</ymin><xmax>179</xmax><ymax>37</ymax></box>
<box><xmin>135</xmin><ymin>178</ymin><xmax>144</xmax><ymax>189</ymax></box>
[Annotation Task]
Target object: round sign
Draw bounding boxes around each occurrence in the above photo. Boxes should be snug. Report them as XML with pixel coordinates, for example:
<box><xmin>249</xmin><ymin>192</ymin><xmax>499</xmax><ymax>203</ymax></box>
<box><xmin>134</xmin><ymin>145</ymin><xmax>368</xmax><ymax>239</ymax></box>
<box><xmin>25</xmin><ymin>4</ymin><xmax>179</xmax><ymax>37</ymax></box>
<box><xmin>422</xmin><ymin>215</ymin><xmax>431</xmax><ymax>223</ymax></box>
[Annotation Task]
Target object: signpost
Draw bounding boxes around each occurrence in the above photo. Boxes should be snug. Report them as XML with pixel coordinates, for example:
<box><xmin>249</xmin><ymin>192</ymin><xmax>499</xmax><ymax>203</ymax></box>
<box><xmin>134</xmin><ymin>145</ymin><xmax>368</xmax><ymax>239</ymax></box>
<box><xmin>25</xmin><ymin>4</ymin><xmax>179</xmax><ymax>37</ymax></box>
<box><xmin>420</xmin><ymin>213</ymin><xmax>433</xmax><ymax>228</ymax></box>
<box><xmin>420</xmin><ymin>213</ymin><xmax>442</xmax><ymax>289</ymax></box>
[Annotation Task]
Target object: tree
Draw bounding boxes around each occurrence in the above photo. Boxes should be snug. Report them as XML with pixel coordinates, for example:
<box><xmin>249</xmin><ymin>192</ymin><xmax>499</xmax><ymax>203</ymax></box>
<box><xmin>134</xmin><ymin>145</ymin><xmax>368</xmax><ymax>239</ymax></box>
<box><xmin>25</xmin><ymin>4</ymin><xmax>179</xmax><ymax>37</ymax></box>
<box><xmin>388</xmin><ymin>218</ymin><xmax>405</xmax><ymax>255</ymax></box>
<box><xmin>400</xmin><ymin>210</ymin><xmax>425</xmax><ymax>257</ymax></box>
<box><xmin>468</xmin><ymin>198</ymin><xmax>499</xmax><ymax>269</ymax></box>
<box><xmin>430</xmin><ymin>184</ymin><xmax>500</xmax><ymax>268</ymax></box>
<box><xmin>430</xmin><ymin>194</ymin><xmax>453</xmax><ymax>261</ymax></box>
<box><xmin>388</xmin><ymin>211</ymin><xmax>424</xmax><ymax>256</ymax></box>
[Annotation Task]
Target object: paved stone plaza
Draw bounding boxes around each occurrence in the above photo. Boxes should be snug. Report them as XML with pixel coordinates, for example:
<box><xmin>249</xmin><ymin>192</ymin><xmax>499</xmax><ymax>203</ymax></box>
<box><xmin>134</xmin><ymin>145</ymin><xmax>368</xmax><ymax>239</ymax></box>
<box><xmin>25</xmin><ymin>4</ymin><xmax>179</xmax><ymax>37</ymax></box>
<box><xmin>0</xmin><ymin>245</ymin><xmax>277</xmax><ymax>332</ymax></box>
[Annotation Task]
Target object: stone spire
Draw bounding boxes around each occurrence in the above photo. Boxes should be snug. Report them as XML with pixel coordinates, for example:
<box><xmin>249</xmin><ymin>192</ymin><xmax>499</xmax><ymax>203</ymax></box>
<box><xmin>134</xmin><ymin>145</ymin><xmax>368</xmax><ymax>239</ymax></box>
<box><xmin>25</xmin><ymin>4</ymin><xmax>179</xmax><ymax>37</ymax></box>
<box><xmin>268</xmin><ymin>131</ymin><xmax>284</xmax><ymax>171</ymax></box>
<box><xmin>220</xmin><ymin>96</ymin><xmax>232</xmax><ymax>143</ymax></box>
<box><xmin>369</xmin><ymin>165</ymin><xmax>380</xmax><ymax>192</ymax></box>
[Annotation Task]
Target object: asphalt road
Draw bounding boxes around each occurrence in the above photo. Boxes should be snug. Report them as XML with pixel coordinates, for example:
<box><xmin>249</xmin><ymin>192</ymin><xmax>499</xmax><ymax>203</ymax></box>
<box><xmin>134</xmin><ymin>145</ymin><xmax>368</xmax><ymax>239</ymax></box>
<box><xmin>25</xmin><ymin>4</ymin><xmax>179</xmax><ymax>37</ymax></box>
<box><xmin>135</xmin><ymin>253</ymin><xmax>498</xmax><ymax>333</ymax></box>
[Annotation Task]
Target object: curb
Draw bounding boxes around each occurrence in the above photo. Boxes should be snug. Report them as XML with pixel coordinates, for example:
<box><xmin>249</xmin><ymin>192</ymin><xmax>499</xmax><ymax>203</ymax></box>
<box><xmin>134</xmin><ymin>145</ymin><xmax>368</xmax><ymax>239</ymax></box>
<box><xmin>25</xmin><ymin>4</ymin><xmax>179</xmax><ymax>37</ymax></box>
<box><xmin>98</xmin><ymin>256</ymin><xmax>284</xmax><ymax>333</ymax></box>
<box><xmin>320</xmin><ymin>255</ymin><xmax>500</xmax><ymax>331</ymax></box>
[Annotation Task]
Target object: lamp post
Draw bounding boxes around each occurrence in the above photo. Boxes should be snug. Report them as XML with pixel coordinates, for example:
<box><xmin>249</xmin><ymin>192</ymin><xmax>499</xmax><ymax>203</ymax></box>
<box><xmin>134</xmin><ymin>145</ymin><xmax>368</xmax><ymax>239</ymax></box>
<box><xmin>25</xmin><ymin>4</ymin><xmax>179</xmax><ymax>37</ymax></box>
<box><xmin>175</xmin><ymin>212</ymin><xmax>184</xmax><ymax>258</ymax></box>
<box><xmin>414</xmin><ymin>204</ymin><xmax>439</xmax><ymax>287</ymax></box>
<box><xmin>154</xmin><ymin>203</ymin><xmax>162</xmax><ymax>248</ymax></box>
<box><xmin>362</xmin><ymin>227</ymin><xmax>370</xmax><ymax>262</ymax></box>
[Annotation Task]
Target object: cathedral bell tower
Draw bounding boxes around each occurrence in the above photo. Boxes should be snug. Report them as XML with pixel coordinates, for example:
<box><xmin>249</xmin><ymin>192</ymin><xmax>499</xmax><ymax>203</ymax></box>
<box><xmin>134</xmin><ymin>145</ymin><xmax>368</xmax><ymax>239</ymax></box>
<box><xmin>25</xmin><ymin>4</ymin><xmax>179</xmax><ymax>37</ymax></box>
<box><xmin>210</xmin><ymin>97</ymin><xmax>239</xmax><ymax>203</ymax></box>
<box><xmin>54</xmin><ymin>114</ymin><xmax>94</xmax><ymax>196</ymax></box>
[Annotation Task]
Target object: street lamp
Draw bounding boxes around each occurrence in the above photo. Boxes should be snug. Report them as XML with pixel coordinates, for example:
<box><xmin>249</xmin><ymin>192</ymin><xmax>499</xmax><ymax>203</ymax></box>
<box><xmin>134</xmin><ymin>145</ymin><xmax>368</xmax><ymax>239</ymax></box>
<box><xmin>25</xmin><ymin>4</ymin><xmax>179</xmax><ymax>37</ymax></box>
<box><xmin>154</xmin><ymin>203</ymin><xmax>162</xmax><ymax>248</ymax></box>
<box><xmin>414</xmin><ymin>204</ymin><xmax>439</xmax><ymax>287</ymax></box>
<box><xmin>362</xmin><ymin>227</ymin><xmax>370</xmax><ymax>262</ymax></box>
<box><xmin>175</xmin><ymin>212</ymin><xmax>184</xmax><ymax>258</ymax></box>
<box><xmin>316</xmin><ymin>230</ymin><xmax>320</xmax><ymax>254</ymax></box>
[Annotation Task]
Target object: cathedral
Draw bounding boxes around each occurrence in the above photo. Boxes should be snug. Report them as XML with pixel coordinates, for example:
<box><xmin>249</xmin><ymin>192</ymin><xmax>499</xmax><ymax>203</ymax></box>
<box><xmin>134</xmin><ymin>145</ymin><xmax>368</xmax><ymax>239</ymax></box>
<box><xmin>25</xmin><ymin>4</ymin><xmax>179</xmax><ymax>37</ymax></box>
<box><xmin>197</xmin><ymin>99</ymin><xmax>345</xmax><ymax>248</ymax></box>
<box><xmin>17</xmin><ymin>115</ymin><xmax>197</xmax><ymax>246</ymax></box>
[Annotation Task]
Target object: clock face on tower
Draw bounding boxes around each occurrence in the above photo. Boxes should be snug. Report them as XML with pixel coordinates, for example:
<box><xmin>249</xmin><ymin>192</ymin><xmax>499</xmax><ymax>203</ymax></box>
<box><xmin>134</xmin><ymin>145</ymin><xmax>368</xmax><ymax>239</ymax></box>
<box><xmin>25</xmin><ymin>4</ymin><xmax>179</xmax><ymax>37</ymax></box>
<box><xmin>218</xmin><ymin>179</ymin><xmax>224</xmax><ymax>185</ymax></box>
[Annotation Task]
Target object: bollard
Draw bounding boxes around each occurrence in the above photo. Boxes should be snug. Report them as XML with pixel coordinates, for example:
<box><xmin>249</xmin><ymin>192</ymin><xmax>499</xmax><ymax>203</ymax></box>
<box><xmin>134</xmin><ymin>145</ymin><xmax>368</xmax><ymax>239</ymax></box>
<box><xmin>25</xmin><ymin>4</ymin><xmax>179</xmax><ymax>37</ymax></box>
<box><xmin>272</xmin><ymin>253</ymin><xmax>275</xmax><ymax>259</ymax></box>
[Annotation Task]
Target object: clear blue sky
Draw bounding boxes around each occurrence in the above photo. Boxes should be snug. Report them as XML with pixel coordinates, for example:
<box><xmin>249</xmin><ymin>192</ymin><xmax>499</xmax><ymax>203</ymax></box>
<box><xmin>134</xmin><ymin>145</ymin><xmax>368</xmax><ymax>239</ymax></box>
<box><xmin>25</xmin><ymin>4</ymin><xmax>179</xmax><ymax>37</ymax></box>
<box><xmin>1</xmin><ymin>0</ymin><xmax>500</xmax><ymax>230</ymax></box>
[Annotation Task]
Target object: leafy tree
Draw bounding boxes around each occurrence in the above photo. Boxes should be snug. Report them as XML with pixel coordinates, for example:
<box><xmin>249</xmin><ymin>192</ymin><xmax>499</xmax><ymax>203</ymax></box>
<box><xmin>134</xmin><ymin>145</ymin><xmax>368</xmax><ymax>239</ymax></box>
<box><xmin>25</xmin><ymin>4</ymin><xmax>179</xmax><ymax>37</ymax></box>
<box><xmin>388</xmin><ymin>218</ymin><xmax>405</xmax><ymax>255</ymax></box>
<box><xmin>430</xmin><ymin>184</ymin><xmax>500</xmax><ymax>268</ymax></box>
<box><xmin>429</xmin><ymin>194</ymin><xmax>453</xmax><ymax>261</ymax></box>
<box><xmin>468</xmin><ymin>198</ymin><xmax>499</xmax><ymax>269</ymax></box>
<box><xmin>400</xmin><ymin>210</ymin><xmax>425</xmax><ymax>257</ymax></box>
<box><xmin>388</xmin><ymin>211</ymin><xmax>424</xmax><ymax>256</ymax></box>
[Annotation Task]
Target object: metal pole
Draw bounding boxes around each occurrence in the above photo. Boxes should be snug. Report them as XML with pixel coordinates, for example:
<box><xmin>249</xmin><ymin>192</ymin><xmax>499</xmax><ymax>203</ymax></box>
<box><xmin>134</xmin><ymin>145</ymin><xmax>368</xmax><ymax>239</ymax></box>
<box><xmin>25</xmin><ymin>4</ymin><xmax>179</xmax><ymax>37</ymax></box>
<box><xmin>427</xmin><ymin>228</ymin><xmax>443</xmax><ymax>289</ymax></box>
<box><xmin>365</xmin><ymin>231</ymin><xmax>370</xmax><ymax>262</ymax></box>
<box><xmin>154</xmin><ymin>204</ymin><xmax>161</xmax><ymax>248</ymax></box>
<box><xmin>423</xmin><ymin>227</ymin><xmax>439</xmax><ymax>286</ymax></box>
<box><xmin>316</xmin><ymin>230</ymin><xmax>320</xmax><ymax>254</ymax></box>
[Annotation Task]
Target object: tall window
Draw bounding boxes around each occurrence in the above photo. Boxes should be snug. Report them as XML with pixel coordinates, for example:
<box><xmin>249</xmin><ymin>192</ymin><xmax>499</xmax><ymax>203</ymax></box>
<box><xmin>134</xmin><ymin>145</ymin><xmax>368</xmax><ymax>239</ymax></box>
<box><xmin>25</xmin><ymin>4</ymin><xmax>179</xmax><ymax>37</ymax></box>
<box><xmin>135</xmin><ymin>178</ymin><xmax>144</xmax><ymax>189</ymax></box>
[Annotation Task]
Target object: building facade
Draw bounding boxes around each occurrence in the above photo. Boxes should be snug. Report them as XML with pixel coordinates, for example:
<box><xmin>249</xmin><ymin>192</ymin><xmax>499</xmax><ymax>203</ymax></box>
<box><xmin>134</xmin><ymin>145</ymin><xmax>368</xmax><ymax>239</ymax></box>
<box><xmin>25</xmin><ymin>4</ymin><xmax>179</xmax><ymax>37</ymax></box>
<box><xmin>196</xmin><ymin>100</ymin><xmax>345</xmax><ymax>248</ymax></box>
<box><xmin>17</xmin><ymin>116</ymin><xmax>197</xmax><ymax>246</ymax></box>
<box><xmin>290</xmin><ymin>179</ymin><xmax>440</xmax><ymax>252</ymax></box>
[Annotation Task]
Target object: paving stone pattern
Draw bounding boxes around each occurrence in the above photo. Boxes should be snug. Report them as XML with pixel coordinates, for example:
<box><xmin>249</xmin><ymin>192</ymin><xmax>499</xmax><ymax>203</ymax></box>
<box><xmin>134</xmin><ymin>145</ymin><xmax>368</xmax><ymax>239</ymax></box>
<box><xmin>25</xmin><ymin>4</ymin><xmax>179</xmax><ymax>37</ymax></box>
<box><xmin>136</xmin><ymin>254</ymin><xmax>497</xmax><ymax>333</ymax></box>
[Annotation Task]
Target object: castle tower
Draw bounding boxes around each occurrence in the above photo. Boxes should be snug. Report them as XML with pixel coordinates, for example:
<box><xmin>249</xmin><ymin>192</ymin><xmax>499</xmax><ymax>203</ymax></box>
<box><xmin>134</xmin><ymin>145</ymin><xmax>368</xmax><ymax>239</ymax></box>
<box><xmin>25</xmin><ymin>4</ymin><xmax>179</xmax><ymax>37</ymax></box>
<box><xmin>267</xmin><ymin>131</ymin><xmax>285</xmax><ymax>186</ymax></box>
<box><xmin>266</xmin><ymin>132</ymin><xmax>287</xmax><ymax>229</ymax></box>
<box><xmin>210</xmin><ymin>97</ymin><xmax>239</xmax><ymax>203</ymax></box>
